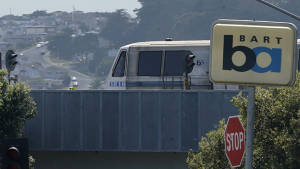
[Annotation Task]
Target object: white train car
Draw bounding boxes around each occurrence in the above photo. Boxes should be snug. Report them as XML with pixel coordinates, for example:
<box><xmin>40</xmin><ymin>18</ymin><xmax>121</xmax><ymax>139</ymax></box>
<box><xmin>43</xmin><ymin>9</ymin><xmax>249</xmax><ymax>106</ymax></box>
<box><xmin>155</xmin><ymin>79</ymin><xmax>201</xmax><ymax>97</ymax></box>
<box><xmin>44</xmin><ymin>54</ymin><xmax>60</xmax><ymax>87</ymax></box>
<box><xmin>104</xmin><ymin>39</ymin><xmax>300</xmax><ymax>90</ymax></box>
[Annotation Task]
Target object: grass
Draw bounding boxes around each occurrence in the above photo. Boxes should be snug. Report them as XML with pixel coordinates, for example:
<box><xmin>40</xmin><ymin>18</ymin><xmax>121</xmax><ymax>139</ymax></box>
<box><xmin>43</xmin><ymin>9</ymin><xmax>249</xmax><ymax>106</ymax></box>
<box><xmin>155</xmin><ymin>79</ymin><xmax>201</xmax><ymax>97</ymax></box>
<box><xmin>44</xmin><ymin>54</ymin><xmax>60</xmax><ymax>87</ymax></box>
<box><xmin>62</xmin><ymin>62</ymin><xmax>82</xmax><ymax>66</ymax></box>
<box><xmin>49</xmin><ymin>57</ymin><xmax>70</xmax><ymax>64</ymax></box>
<box><xmin>48</xmin><ymin>56</ymin><xmax>92</xmax><ymax>76</ymax></box>
<box><xmin>77</xmin><ymin>67</ymin><xmax>90</xmax><ymax>76</ymax></box>
<box><xmin>34</xmin><ymin>61</ymin><xmax>42</xmax><ymax>66</ymax></box>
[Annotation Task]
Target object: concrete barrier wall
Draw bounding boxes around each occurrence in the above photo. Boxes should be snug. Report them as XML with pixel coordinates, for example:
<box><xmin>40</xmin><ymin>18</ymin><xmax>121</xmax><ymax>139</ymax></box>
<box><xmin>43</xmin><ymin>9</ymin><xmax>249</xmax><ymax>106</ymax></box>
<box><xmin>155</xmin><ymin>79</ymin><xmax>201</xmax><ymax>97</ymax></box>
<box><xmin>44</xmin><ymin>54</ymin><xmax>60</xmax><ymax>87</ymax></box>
<box><xmin>23</xmin><ymin>90</ymin><xmax>247</xmax><ymax>152</ymax></box>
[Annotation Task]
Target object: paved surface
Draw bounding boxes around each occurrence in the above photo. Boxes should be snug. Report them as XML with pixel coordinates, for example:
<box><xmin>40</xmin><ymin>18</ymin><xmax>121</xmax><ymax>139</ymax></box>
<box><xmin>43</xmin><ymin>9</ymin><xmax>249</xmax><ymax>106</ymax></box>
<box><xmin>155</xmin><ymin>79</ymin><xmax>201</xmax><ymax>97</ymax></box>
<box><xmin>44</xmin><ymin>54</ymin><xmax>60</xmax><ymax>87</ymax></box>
<box><xmin>20</xmin><ymin>46</ymin><xmax>94</xmax><ymax>90</ymax></box>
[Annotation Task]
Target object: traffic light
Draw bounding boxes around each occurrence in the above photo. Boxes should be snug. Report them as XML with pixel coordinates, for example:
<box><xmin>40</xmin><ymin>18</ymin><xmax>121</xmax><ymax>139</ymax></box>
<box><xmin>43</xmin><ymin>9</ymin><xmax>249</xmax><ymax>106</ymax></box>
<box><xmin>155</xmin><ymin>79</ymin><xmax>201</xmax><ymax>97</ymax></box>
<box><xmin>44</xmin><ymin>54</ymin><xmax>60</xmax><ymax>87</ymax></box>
<box><xmin>1</xmin><ymin>138</ymin><xmax>29</xmax><ymax>169</ymax></box>
<box><xmin>6</xmin><ymin>50</ymin><xmax>18</xmax><ymax>71</ymax></box>
<box><xmin>183</xmin><ymin>54</ymin><xmax>195</xmax><ymax>74</ymax></box>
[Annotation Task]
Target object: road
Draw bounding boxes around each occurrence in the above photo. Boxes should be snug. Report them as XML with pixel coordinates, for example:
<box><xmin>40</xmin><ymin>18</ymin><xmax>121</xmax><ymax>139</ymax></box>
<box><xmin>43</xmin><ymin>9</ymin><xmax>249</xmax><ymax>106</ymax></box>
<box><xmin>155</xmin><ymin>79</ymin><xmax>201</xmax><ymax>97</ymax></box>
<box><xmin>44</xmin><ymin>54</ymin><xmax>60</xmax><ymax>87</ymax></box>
<box><xmin>19</xmin><ymin>46</ymin><xmax>94</xmax><ymax>90</ymax></box>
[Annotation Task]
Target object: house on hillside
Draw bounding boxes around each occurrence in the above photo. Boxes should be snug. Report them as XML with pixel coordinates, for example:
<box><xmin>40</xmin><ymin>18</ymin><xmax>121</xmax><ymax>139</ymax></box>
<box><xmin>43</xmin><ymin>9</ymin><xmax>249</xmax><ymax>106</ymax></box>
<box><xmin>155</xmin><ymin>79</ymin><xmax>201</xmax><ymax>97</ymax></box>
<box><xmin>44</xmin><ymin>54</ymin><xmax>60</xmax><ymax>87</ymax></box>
<box><xmin>44</xmin><ymin>79</ymin><xmax>64</xmax><ymax>89</ymax></box>
<box><xmin>26</xmin><ymin>26</ymin><xmax>45</xmax><ymax>34</ymax></box>
<box><xmin>57</xmin><ymin>12</ymin><xmax>72</xmax><ymax>22</ymax></box>
<box><xmin>0</xmin><ymin>42</ymin><xmax>9</xmax><ymax>52</ymax></box>
<box><xmin>42</xmin><ymin>65</ymin><xmax>66</xmax><ymax>79</ymax></box>
<box><xmin>44</xmin><ymin>26</ymin><xmax>56</xmax><ymax>35</ymax></box>
<box><xmin>17</xmin><ymin>54</ymin><xmax>31</xmax><ymax>64</ymax></box>
<box><xmin>18</xmin><ymin>63</ymin><xmax>43</xmax><ymax>78</ymax></box>
<box><xmin>6</xmin><ymin>27</ymin><xmax>15</xmax><ymax>36</ymax></box>
<box><xmin>6</xmin><ymin>34</ymin><xmax>36</xmax><ymax>48</ymax></box>
<box><xmin>22</xmin><ymin>14</ymin><xmax>31</xmax><ymax>20</ymax></box>
<box><xmin>27</xmin><ymin>80</ymin><xmax>46</xmax><ymax>90</ymax></box>
<box><xmin>56</xmin><ymin>25</ymin><xmax>67</xmax><ymax>34</ymax></box>
<box><xmin>68</xmin><ymin>23</ymin><xmax>79</xmax><ymax>31</ymax></box>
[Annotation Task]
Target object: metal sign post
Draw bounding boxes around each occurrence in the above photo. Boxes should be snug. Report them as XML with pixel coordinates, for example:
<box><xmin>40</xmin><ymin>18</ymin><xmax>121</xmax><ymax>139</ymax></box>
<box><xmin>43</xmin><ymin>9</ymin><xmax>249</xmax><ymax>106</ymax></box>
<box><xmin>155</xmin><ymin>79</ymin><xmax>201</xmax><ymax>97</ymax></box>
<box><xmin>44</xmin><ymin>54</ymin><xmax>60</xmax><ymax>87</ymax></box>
<box><xmin>245</xmin><ymin>86</ymin><xmax>255</xmax><ymax>169</ymax></box>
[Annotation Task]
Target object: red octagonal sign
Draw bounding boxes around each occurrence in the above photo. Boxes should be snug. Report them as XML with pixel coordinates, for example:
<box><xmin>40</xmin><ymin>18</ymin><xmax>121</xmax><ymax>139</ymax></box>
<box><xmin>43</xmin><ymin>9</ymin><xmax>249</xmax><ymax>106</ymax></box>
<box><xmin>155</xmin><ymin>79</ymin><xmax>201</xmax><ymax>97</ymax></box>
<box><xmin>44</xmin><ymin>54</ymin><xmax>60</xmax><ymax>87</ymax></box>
<box><xmin>225</xmin><ymin>116</ymin><xmax>245</xmax><ymax>168</ymax></box>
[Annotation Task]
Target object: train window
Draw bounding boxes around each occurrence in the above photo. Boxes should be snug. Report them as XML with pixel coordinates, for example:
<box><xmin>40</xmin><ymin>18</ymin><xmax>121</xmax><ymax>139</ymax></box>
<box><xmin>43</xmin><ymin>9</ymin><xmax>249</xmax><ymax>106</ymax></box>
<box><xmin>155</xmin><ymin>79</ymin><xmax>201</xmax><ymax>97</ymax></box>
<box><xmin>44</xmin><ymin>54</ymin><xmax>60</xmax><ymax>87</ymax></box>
<box><xmin>163</xmin><ymin>51</ymin><xmax>187</xmax><ymax>76</ymax></box>
<box><xmin>112</xmin><ymin>51</ymin><xmax>126</xmax><ymax>77</ymax></box>
<box><xmin>138</xmin><ymin>51</ymin><xmax>162</xmax><ymax>76</ymax></box>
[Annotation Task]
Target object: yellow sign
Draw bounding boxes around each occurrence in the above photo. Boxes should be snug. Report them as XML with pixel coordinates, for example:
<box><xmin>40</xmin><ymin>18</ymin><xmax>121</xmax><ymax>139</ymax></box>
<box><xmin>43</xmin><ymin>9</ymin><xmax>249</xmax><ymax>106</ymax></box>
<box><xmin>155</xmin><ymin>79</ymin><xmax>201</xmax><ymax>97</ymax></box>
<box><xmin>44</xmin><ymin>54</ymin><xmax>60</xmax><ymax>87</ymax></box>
<box><xmin>210</xmin><ymin>20</ymin><xmax>297</xmax><ymax>86</ymax></box>
<box><xmin>69</xmin><ymin>87</ymin><xmax>76</xmax><ymax>90</ymax></box>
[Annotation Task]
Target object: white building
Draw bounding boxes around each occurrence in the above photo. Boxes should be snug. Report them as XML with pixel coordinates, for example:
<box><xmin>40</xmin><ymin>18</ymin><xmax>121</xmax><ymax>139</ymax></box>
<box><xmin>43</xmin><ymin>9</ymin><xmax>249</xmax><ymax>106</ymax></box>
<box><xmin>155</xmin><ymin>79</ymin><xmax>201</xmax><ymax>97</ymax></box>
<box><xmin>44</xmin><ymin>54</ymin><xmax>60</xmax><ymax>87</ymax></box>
<box><xmin>18</xmin><ymin>65</ymin><xmax>41</xmax><ymax>78</ymax></box>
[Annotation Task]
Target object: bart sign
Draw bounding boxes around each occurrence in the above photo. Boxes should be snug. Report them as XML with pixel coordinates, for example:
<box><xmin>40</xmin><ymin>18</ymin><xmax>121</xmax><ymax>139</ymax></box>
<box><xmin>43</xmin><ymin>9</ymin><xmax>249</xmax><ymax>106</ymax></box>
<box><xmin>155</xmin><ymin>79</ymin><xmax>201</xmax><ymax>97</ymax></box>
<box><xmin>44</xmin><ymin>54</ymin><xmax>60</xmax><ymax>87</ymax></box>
<box><xmin>210</xmin><ymin>19</ymin><xmax>297</xmax><ymax>86</ymax></box>
<box><xmin>225</xmin><ymin>116</ymin><xmax>245</xmax><ymax>168</ymax></box>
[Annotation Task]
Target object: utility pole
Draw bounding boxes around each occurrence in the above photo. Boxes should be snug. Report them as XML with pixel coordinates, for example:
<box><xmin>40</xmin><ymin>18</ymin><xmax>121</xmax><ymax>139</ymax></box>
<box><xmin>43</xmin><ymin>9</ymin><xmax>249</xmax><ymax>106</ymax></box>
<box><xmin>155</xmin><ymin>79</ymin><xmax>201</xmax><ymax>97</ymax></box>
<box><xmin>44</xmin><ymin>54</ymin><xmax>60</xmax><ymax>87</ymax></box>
<box><xmin>255</xmin><ymin>0</ymin><xmax>300</xmax><ymax>21</ymax></box>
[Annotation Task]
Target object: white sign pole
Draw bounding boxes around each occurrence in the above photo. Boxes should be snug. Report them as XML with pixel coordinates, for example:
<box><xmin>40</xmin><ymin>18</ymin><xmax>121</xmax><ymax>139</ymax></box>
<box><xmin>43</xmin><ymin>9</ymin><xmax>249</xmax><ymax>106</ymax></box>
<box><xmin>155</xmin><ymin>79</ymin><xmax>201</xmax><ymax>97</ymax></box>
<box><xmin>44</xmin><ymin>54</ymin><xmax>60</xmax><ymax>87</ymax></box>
<box><xmin>245</xmin><ymin>86</ymin><xmax>255</xmax><ymax>169</ymax></box>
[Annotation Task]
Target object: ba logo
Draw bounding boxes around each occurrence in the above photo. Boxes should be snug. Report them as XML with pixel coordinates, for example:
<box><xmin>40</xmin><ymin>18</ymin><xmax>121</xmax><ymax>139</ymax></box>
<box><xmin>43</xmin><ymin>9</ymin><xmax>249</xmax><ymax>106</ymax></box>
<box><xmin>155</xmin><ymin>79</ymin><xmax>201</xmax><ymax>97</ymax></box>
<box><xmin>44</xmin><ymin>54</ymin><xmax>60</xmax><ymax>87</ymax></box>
<box><xmin>223</xmin><ymin>35</ymin><xmax>281</xmax><ymax>73</ymax></box>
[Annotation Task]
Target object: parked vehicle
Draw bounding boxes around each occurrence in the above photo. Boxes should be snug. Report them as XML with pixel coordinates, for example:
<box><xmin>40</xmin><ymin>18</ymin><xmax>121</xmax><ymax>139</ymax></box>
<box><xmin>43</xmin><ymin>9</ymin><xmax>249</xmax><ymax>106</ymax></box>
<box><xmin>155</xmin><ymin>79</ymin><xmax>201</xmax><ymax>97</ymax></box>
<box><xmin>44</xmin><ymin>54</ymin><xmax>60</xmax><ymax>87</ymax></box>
<box><xmin>36</xmin><ymin>44</ymin><xmax>41</xmax><ymax>48</ymax></box>
<box><xmin>72</xmin><ymin>77</ymin><xmax>77</xmax><ymax>81</ymax></box>
<box><xmin>73</xmin><ymin>81</ymin><xmax>78</xmax><ymax>87</ymax></box>
<box><xmin>39</xmin><ymin>42</ymin><xmax>45</xmax><ymax>47</ymax></box>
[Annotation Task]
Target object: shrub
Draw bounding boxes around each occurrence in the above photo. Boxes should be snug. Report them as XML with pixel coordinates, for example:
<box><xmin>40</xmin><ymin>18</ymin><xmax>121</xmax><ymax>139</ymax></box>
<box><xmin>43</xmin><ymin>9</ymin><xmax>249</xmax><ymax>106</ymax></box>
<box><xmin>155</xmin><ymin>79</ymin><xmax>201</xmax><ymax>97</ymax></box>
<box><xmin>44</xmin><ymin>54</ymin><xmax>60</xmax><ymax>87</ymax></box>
<box><xmin>187</xmin><ymin>73</ymin><xmax>300</xmax><ymax>169</ymax></box>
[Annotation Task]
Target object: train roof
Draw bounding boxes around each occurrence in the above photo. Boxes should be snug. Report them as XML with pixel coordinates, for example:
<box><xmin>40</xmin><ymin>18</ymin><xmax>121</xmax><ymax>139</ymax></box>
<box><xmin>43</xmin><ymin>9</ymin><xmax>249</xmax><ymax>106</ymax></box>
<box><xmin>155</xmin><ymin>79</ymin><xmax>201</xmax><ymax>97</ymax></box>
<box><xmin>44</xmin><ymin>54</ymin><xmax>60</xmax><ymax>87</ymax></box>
<box><xmin>121</xmin><ymin>39</ymin><xmax>300</xmax><ymax>48</ymax></box>
<box><xmin>123</xmin><ymin>40</ymin><xmax>211</xmax><ymax>48</ymax></box>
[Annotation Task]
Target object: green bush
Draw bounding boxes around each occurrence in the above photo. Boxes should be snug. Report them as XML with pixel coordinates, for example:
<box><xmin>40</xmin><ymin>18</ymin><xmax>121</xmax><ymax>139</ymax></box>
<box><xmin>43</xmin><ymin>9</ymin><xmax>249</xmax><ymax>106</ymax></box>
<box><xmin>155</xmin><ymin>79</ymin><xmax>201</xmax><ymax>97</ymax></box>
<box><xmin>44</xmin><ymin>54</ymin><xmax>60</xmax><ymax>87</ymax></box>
<box><xmin>0</xmin><ymin>70</ymin><xmax>38</xmax><ymax>168</ymax></box>
<box><xmin>187</xmin><ymin>119</ymin><xmax>236</xmax><ymax>169</ymax></box>
<box><xmin>88</xmin><ymin>60</ymin><xmax>98</xmax><ymax>73</ymax></box>
<box><xmin>187</xmin><ymin>73</ymin><xmax>300</xmax><ymax>169</ymax></box>
<box><xmin>90</xmin><ymin>77</ymin><xmax>105</xmax><ymax>89</ymax></box>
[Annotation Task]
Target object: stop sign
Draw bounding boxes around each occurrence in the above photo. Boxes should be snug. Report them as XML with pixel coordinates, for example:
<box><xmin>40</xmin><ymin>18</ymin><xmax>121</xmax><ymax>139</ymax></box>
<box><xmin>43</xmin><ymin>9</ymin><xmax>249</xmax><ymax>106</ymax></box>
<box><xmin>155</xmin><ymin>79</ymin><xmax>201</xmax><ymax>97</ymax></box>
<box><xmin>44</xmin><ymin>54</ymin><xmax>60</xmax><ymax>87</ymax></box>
<box><xmin>225</xmin><ymin>116</ymin><xmax>245</xmax><ymax>167</ymax></box>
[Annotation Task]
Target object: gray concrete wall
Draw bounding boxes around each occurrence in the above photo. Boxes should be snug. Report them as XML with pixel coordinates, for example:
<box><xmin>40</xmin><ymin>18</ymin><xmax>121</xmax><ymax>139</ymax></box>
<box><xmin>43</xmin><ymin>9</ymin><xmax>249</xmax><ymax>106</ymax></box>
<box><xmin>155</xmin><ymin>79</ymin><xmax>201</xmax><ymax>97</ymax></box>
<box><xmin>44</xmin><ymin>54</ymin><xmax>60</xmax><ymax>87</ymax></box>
<box><xmin>23</xmin><ymin>90</ymin><xmax>247</xmax><ymax>152</ymax></box>
<box><xmin>29</xmin><ymin>151</ymin><xmax>189</xmax><ymax>169</ymax></box>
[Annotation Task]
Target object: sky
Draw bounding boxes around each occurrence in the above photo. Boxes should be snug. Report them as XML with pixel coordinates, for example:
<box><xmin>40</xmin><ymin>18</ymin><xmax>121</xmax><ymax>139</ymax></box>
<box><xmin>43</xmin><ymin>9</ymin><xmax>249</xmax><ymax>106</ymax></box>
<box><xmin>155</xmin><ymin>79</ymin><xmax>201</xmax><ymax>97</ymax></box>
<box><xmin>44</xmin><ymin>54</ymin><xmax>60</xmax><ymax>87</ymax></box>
<box><xmin>0</xmin><ymin>0</ymin><xmax>142</xmax><ymax>17</ymax></box>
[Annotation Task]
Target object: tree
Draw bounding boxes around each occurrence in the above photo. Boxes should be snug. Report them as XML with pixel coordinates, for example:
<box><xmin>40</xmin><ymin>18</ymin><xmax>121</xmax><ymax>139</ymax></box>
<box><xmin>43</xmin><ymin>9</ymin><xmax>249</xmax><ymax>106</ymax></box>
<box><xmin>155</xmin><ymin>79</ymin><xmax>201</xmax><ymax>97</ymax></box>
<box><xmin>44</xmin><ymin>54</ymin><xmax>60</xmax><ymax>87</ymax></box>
<box><xmin>88</xmin><ymin>60</ymin><xmax>97</xmax><ymax>73</ymax></box>
<box><xmin>186</xmin><ymin>119</ymin><xmax>235</xmax><ymax>169</ymax></box>
<box><xmin>47</xmin><ymin>28</ymin><xmax>73</xmax><ymax>60</ymax></box>
<box><xmin>61</xmin><ymin>27</ymin><xmax>74</xmax><ymax>36</ymax></box>
<box><xmin>133</xmin><ymin>0</ymin><xmax>199</xmax><ymax>41</ymax></box>
<box><xmin>172</xmin><ymin>12</ymin><xmax>207</xmax><ymax>40</ymax></box>
<box><xmin>96</xmin><ymin>60</ymin><xmax>113</xmax><ymax>76</ymax></box>
<box><xmin>78</xmin><ymin>24</ymin><xmax>90</xmax><ymax>33</ymax></box>
<box><xmin>88</xmin><ymin>49</ymin><xmax>107</xmax><ymax>73</ymax></box>
<box><xmin>187</xmin><ymin>73</ymin><xmax>300</xmax><ymax>168</ymax></box>
<box><xmin>16</xmin><ymin>40</ymin><xmax>35</xmax><ymax>50</ymax></box>
<box><xmin>60</xmin><ymin>72</ymin><xmax>71</xmax><ymax>86</ymax></box>
<box><xmin>90</xmin><ymin>77</ymin><xmax>105</xmax><ymax>89</ymax></box>
<box><xmin>72</xmin><ymin>33</ymin><xmax>99</xmax><ymax>55</ymax></box>
<box><xmin>47</xmin><ymin>27</ymin><xmax>99</xmax><ymax>61</ymax></box>
<box><xmin>131</xmin><ymin>0</ymin><xmax>300</xmax><ymax>42</ymax></box>
<box><xmin>72</xmin><ymin>33</ymin><xmax>99</xmax><ymax>64</ymax></box>
<box><xmin>0</xmin><ymin>70</ymin><xmax>38</xmax><ymax>168</ymax></box>
<box><xmin>29</xmin><ymin>10</ymin><xmax>49</xmax><ymax>18</ymax></box>
<box><xmin>100</xmin><ymin>9</ymin><xmax>137</xmax><ymax>48</ymax></box>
